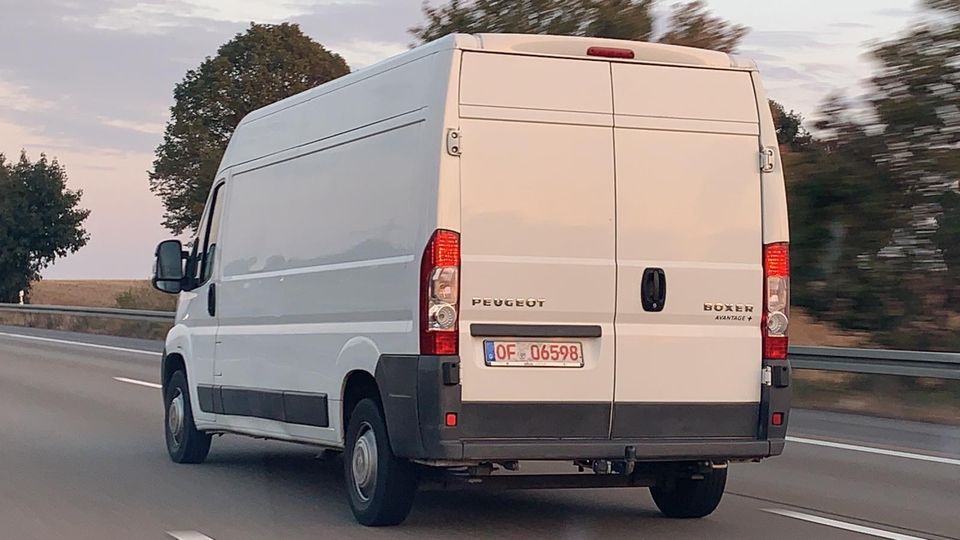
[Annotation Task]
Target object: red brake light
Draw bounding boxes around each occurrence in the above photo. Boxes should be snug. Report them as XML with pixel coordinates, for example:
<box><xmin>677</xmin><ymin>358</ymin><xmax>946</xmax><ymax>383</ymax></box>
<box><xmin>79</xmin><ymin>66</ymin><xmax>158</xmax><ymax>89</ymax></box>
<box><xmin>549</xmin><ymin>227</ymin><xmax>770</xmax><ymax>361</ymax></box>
<box><xmin>420</xmin><ymin>229</ymin><xmax>460</xmax><ymax>356</ymax></box>
<box><xmin>772</xmin><ymin>412</ymin><xmax>784</xmax><ymax>426</ymax></box>
<box><xmin>425</xmin><ymin>229</ymin><xmax>460</xmax><ymax>268</ymax></box>
<box><xmin>445</xmin><ymin>412</ymin><xmax>458</xmax><ymax>427</ymax></box>
<box><xmin>587</xmin><ymin>46</ymin><xmax>635</xmax><ymax>59</ymax></box>
<box><xmin>764</xmin><ymin>336</ymin><xmax>788</xmax><ymax>360</ymax></box>
<box><xmin>763</xmin><ymin>242</ymin><xmax>790</xmax><ymax>360</ymax></box>
<box><xmin>765</xmin><ymin>243</ymin><xmax>789</xmax><ymax>277</ymax></box>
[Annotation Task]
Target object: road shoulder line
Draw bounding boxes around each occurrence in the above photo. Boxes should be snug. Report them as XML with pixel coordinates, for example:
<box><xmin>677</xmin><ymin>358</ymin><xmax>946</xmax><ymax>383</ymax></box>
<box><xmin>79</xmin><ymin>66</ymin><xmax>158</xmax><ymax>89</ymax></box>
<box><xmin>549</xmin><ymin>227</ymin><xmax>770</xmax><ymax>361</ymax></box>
<box><xmin>787</xmin><ymin>435</ymin><xmax>960</xmax><ymax>466</ymax></box>
<box><xmin>763</xmin><ymin>509</ymin><xmax>928</xmax><ymax>540</ymax></box>
<box><xmin>0</xmin><ymin>331</ymin><xmax>158</xmax><ymax>356</ymax></box>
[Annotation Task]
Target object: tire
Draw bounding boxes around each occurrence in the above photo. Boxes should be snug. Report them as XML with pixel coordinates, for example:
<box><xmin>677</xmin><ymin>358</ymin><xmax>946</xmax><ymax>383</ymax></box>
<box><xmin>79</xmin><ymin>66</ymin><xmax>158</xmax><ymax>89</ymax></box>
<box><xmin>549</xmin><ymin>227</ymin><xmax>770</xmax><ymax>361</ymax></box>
<box><xmin>343</xmin><ymin>398</ymin><xmax>419</xmax><ymax>526</ymax></box>
<box><xmin>164</xmin><ymin>370</ymin><xmax>212</xmax><ymax>464</ymax></box>
<box><xmin>650</xmin><ymin>467</ymin><xmax>727</xmax><ymax>518</ymax></box>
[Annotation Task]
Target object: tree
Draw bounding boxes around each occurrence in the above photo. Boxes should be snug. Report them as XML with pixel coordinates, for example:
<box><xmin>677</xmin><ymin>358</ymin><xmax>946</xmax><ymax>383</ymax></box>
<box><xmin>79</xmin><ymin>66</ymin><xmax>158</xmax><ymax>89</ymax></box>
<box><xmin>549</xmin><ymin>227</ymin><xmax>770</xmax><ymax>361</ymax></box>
<box><xmin>413</xmin><ymin>0</ymin><xmax>745</xmax><ymax>51</ymax></box>
<box><xmin>769</xmin><ymin>100</ymin><xmax>812</xmax><ymax>151</ymax></box>
<box><xmin>658</xmin><ymin>0</ymin><xmax>747</xmax><ymax>53</ymax></box>
<box><xmin>0</xmin><ymin>152</ymin><xmax>90</xmax><ymax>302</ymax></box>
<box><xmin>785</xmin><ymin>99</ymin><xmax>913</xmax><ymax>331</ymax></box>
<box><xmin>869</xmin><ymin>1</ymin><xmax>960</xmax><ymax>272</ymax></box>
<box><xmin>413</xmin><ymin>0</ymin><xmax>594</xmax><ymax>41</ymax></box>
<box><xmin>150</xmin><ymin>23</ymin><xmax>350</xmax><ymax>234</ymax></box>
<box><xmin>412</xmin><ymin>0</ymin><xmax>655</xmax><ymax>43</ymax></box>
<box><xmin>782</xmin><ymin>0</ymin><xmax>960</xmax><ymax>349</ymax></box>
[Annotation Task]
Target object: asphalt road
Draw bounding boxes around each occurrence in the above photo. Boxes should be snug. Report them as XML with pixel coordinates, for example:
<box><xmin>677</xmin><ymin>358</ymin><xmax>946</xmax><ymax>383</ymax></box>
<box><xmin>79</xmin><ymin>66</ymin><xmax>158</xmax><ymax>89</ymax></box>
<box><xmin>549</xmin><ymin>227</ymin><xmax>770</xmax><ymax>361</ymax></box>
<box><xmin>1</xmin><ymin>325</ymin><xmax>958</xmax><ymax>540</ymax></box>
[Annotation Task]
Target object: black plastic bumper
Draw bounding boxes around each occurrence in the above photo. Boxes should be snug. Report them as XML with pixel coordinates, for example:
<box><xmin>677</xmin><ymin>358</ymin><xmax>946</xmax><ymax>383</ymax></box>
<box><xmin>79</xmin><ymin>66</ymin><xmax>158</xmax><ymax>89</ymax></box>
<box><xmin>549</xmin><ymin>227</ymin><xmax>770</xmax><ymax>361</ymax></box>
<box><xmin>375</xmin><ymin>355</ymin><xmax>790</xmax><ymax>462</ymax></box>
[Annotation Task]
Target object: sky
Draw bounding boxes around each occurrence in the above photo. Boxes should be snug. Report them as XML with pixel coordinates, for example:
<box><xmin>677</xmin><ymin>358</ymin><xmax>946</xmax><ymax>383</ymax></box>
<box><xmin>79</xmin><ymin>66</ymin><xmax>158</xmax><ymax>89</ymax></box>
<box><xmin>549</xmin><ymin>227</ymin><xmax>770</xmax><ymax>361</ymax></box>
<box><xmin>0</xmin><ymin>0</ymin><xmax>923</xmax><ymax>279</ymax></box>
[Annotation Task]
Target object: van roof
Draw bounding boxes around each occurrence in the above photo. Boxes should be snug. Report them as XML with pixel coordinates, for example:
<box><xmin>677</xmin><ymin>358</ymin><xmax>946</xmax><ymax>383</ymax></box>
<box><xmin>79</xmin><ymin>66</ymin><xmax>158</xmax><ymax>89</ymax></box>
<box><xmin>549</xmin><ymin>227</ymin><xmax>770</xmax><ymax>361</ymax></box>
<box><xmin>239</xmin><ymin>33</ymin><xmax>755</xmax><ymax>127</ymax></box>
<box><xmin>461</xmin><ymin>34</ymin><xmax>756</xmax><ymax>70</ymax></box>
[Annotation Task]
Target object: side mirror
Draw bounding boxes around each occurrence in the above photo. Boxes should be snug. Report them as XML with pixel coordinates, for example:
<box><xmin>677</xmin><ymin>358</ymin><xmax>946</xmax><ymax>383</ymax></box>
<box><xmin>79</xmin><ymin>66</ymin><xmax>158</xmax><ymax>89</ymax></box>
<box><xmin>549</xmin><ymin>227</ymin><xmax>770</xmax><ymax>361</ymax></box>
<box><xmin>153</xmin><ymin>239</ymin><xmax>185</xmax><ymax>294</ymax></box>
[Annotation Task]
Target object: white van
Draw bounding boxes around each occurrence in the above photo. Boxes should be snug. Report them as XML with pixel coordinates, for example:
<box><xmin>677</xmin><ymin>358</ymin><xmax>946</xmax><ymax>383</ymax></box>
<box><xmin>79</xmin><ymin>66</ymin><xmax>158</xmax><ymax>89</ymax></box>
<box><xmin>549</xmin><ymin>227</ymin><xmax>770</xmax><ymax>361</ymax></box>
<box><xmin>152</xmin><ymin>33</ymin><xmax>791</xmax><ymax>526</ymax></box>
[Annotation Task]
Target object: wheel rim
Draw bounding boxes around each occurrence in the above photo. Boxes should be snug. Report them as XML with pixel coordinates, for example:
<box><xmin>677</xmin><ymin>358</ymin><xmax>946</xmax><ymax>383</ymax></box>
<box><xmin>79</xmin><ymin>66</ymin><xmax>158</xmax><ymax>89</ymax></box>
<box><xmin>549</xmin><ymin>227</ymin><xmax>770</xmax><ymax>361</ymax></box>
<box><xmin>168</xmin><ymin>388</ymin><xmax>185</xmax><ymax>448</ymax></box>
<box><xmin>351</xmin><ymin>422</ymin><xmax>378</xmax><ymax>502</ymax></box>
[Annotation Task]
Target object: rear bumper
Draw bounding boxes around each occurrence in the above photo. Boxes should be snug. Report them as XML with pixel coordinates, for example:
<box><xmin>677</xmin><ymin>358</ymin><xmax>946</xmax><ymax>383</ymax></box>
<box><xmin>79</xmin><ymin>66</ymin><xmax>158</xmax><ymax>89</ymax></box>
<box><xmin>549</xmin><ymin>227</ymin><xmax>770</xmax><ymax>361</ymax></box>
<box><xmin>455</xmin><ymin>438</ymin><xmax>783</xmax><ymax>461</ymax></box>
<box><xmin>375</xmin><ymin>355</ymin><xmax>790</xmax><ymax>462</ymax></box>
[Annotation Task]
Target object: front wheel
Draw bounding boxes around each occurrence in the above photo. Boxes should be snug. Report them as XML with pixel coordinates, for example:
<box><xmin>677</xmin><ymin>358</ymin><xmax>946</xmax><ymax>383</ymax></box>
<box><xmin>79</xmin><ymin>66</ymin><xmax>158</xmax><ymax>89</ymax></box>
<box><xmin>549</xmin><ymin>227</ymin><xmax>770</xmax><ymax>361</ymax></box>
<box><xmin>344</xmin><ymin>398</ymin><xmax>419</xmax><ymax>526</ymax></box>
<box><xmin>164</xmin><ymin>370</ymin><xmax>212</xmax><ymax>464</ymax></box>
<box><xmin>650</xmin><ymin>467</ymin><xmax>727</xmax><ymax>518</ymax></box>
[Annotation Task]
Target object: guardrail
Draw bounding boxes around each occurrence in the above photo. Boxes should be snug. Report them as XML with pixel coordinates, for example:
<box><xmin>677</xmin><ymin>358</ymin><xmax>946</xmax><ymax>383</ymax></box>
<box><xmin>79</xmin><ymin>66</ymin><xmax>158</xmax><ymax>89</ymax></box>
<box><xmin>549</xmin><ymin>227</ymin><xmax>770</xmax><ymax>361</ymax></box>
<box><xmin>789</xmin><ymin>346</ymin><xmax>959</xmax><ymax>380</ymax></box>
<box><xmin>0</xmin><ymin>303</ymin><xmax>175</xmax><ymax>322</ymax></box>
<box><xmin>1</xmin><ymin>303</ymin><xmax>958</xmax><ymax>379</ymax></box>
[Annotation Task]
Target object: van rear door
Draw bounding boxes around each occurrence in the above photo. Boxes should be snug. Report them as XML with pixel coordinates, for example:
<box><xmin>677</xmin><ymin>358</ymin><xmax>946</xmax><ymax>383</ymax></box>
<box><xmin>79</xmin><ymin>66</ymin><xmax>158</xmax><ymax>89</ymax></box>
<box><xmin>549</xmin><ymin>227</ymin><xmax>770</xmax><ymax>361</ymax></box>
<box><xmin>456</xmin><ymin>52</ymin><xmax>616</xmax><ymax>438</ymax></box>
<box><xmin>611</xmin><ymin>64</ymin><xmax>764</xmax><ymax>438</ymax></box>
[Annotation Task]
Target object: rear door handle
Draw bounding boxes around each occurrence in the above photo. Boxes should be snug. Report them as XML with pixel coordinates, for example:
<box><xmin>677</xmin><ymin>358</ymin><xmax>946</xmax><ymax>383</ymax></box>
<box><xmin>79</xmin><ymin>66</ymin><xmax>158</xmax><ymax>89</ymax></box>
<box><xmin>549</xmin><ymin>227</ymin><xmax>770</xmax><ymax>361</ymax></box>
<box><xmin>641</xmin><ymin>268</ymin><xmax>666</xmax><ymax>312</ymax></box>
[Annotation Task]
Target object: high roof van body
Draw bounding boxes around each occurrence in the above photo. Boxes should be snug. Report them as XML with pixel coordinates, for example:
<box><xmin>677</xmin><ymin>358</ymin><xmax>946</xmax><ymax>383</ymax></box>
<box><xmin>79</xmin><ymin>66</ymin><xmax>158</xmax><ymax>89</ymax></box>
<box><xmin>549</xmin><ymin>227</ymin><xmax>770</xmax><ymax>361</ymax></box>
<box><xmin>153</xmin><ymin>33</ymin><xmax>791</xmax><ymax>526</ymax></box>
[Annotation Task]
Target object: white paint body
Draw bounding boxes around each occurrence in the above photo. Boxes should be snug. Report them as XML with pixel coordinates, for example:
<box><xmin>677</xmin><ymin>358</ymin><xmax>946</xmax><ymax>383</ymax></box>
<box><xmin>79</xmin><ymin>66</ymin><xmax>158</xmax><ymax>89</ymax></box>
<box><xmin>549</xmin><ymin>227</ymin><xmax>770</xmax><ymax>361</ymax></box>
<box><xmin>167</xmin><ymin>33</ymin><xmax>789</xmax><ymax>448</ymax></box>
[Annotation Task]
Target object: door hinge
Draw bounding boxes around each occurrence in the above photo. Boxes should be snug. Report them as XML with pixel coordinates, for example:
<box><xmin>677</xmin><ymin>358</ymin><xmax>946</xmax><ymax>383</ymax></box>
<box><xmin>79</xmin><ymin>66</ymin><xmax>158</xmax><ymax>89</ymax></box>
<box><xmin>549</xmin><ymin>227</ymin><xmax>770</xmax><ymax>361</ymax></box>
<box><xmin>761</xmin><ymin>366</ymin><xmax>772</xmax><ymax>386</ymax></box>
<box><xmin>446</xmin><ymin>129</ymin><xmax>462</xmax><ymax>156</ymax></box>
<box><xmin>760</xmin><ymin>147</ymin><xmax>776</xmax><ymax>173</ymax></box>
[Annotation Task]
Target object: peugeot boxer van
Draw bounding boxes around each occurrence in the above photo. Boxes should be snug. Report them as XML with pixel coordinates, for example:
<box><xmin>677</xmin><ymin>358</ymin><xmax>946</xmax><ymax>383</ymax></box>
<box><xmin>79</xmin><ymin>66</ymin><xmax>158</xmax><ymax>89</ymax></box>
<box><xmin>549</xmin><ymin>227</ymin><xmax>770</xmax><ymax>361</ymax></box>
<box><xmin>152</xmin><ymin>33</ymin><xmax>792</xmax><ymax>526</ymax></box>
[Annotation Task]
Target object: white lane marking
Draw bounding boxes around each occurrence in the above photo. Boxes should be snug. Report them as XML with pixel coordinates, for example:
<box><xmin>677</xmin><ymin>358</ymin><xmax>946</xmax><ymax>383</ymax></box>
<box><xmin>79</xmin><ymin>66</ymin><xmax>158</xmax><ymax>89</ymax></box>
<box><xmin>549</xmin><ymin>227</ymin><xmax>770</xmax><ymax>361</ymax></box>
<box><xmin>0</xmin><ymin>331</ymin><xmax>157</xmax><ymax>356</ymax></box>
<box><xmin>764</xmin><ymin>509</ymin><xmax>928</xmax><ymax>540</ymax></box>
<box><xmin>166</xmin><ymin>532</ymin><xmax>214</xmax><ymax>540</ymax></box>
<box><xmin>113</xmin><ymin>377</ymin><xmax>162</xmax><ymax>389</ymax></box>
<box><xmin>787</xmin><ymin>436</ymin><xmax>960</xmax><ymax>466</ymax></box>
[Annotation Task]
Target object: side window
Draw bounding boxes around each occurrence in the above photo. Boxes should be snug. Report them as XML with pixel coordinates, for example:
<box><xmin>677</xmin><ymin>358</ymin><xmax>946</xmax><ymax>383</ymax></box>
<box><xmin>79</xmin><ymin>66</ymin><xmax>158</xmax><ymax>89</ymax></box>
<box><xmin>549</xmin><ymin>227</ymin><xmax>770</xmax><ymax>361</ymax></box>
<box><xmin>195</xmin><ymin>182</ymin><xmax>226</xmax><ymax>286</ymax></box>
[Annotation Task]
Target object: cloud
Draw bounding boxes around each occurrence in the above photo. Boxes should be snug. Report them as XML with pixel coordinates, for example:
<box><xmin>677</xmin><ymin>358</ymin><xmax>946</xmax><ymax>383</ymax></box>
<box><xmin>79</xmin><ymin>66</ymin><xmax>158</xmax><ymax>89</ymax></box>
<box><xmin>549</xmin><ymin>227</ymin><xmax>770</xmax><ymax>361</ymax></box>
<box><xmin>747</xmin><ymin>30</ymin><xmax>831</xmax><ymax>50</ymax></box>
<box><xmin>762</xmin><ymin>65</ymin><xmax>819</xmax><ymax>83</ymax></box>
<box><xmin>65</xmin><ymin>0</ymin><xmax>363</xmax><ymax>35</ymax></box>
<box><xmin>736</xmin><ymin>49</ymin><xmax>784</xmax><ymax>63</ymax></box>
<box><xmin>830</xmin><ymin>21</ymin><xmax>873</xmax><ymax>29</ymax></box>
<box><xmin>801</xmin><ymin>62</ymin><xmax>857</xmax><ymax>76</ymax></box>
<box><xmin>99</xmin><ymin>116</ymin><xmax>165</xmax><ymax>135</ymax></box>
<box><xmin>0</xmin><ymin>78</ymin><xmax>57</xmax><ymax>113</ymax></box>
<box><xmin>873</xmin><ymin>7</ymin><xmax>918</xmax><ymax>18</ymax></box>
<box><xmin>331</xmin><ymin>39</ymin><xmax>408</xmax><ymax>69</ymax></box>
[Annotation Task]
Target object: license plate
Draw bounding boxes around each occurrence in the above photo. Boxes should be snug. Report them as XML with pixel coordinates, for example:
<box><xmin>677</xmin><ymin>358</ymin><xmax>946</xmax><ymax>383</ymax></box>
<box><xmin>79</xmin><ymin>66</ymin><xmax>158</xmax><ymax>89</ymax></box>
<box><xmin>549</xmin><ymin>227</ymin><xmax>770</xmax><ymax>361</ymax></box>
<box><xmin>483</xmin><ymin>340</ymin><xmax>584</xmax><ymax>367</ymax></box>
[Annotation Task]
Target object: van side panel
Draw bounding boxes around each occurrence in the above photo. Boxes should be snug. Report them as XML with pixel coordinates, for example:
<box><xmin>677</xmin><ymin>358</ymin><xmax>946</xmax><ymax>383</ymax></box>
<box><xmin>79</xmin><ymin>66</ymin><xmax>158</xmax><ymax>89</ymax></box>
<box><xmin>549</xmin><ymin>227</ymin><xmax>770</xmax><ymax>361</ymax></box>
<box><xmin>210</xmin><ymin>51</ymin><xmax>454</xmax><ymax>445</ymax></box>
<box><xmin>222</xmin><ymin>47</ymin><xmax>454</xmax><ymax>170</ymax></box>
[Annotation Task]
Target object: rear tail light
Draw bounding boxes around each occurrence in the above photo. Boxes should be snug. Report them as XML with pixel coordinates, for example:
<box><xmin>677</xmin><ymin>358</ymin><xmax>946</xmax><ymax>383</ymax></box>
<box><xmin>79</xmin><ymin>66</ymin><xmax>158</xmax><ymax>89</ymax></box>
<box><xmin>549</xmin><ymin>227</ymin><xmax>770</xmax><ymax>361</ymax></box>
<box><xmin>763</xmin><ymin>242</ymin><xmax>790</xmax><ymax>359</ymax></box>
<box><xmin>420</xmin><ymin>229</ymin><xmax>460</xmax><ymax>355</ymax></box>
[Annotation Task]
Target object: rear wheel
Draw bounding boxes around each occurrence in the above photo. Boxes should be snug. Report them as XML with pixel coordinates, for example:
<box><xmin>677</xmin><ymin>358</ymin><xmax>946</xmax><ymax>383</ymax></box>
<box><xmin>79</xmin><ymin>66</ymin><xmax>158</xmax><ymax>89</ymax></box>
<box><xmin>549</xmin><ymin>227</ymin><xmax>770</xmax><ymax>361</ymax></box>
<box><xmin>344</xmin><ymin>398</ymin><xmax>419</xmax><ymax>526</ymax></box>
<box><xmin>164</xmin><ymin>370</ymin><xmax>212</xmax><ymax>464</ymax></box>
<box><xmin>650</xmin><ymin>467</ymin><xmax>727</xmax><ymax>518</ymax></box>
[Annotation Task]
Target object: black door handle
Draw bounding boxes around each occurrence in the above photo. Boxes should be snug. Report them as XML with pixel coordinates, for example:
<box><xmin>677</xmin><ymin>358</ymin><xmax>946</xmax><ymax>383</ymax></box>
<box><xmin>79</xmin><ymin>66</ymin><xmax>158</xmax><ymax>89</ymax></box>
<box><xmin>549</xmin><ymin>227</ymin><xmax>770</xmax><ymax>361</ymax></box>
<box><xmin>641</xmin><ymin>268</ymin><xmax>666</xmax><ymax>312</ymax></box>
<box><xmin>207</xmin><ymin>283</ymin><xmax>216</xmax><ymax>317</ymax></box>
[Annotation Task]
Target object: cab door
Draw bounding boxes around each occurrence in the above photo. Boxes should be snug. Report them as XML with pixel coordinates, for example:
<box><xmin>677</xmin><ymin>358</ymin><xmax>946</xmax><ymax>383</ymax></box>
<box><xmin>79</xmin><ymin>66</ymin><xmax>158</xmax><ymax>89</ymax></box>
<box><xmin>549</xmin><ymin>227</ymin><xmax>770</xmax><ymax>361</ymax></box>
<box><xmin>180</xmin><ymin>179</ymin><xmax>226</xmax><ymax>425</ymax></box>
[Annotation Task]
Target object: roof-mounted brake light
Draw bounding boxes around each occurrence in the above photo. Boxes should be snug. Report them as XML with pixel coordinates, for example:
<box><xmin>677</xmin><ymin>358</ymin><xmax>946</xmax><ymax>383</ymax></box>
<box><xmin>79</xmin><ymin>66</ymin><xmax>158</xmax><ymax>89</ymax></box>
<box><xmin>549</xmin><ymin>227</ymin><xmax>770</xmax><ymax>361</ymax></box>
<box><xmin>586</xmin><ymin>46</ymin><xmax>635</xmax><ymax>59</ymax></box>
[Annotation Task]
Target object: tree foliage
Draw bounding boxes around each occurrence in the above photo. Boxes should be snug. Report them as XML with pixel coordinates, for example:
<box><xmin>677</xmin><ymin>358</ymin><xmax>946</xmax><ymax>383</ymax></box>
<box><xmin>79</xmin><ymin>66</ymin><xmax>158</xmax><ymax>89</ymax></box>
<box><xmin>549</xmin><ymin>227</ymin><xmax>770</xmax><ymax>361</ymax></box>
<box><xmin>770</xmin><ymin>100</ymin><xmax>812</xmax><ymax>151</ymax></box>
<box><xmin>150</xmin><ymin>23</ymin><xmax>350</xmax><ymax>234</ymax></box>
<box><xmin>658</xmin><ymin>0</ymin><xmax>747</xmax><ymax>53</ymax></box>
<box><xmin>411</xmin><ymin>0</ymin><xmax>745</xmax><ymax>52</ymax></box>
<box><xmin>869</xmin><ymin>4</ymin><xmax>960</xmax><ymax>270</ymax></box>
<box><xmin>784</xmin><ymin>99</ymin><xmax>914</xmax><ymax>332</ymax></box>
<box><xmin>784</xmin><ymin>0</ymin><xmax>960</xmax><ymax>349</ymax></box>
<box><xmin>0</xmin><ymin>152</ymin><xmax>90</xmax><ymax>302</ymax></box>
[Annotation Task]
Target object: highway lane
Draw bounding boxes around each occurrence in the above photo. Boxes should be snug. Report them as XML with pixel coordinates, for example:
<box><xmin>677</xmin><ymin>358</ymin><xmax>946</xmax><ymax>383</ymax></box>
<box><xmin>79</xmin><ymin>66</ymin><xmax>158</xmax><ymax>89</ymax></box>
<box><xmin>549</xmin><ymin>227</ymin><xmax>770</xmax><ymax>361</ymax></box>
<box><xmin>1</xmin><ymin>326</ymin><xmax>958</xmax><ymax>540</ymax></box>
